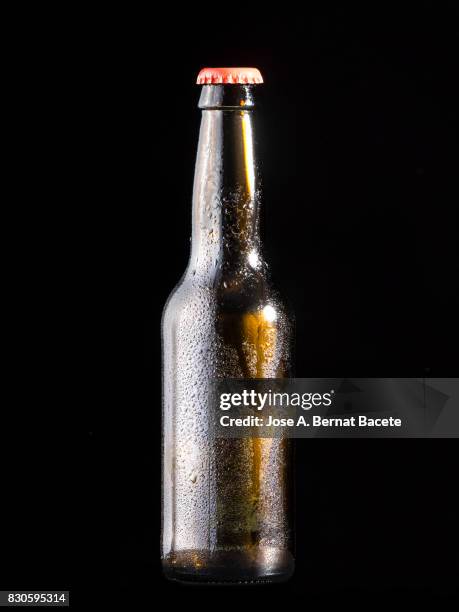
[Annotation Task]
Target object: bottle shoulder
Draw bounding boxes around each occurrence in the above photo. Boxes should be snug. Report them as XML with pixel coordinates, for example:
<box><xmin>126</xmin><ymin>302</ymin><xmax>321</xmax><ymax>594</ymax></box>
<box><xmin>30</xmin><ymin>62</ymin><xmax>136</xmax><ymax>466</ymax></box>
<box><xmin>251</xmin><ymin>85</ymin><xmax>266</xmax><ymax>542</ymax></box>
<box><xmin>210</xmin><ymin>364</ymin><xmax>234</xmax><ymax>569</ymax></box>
<box><xmin>162</xmin><ymin>271</ymin><xmax>290</xmax><ymax>325</ymax></box>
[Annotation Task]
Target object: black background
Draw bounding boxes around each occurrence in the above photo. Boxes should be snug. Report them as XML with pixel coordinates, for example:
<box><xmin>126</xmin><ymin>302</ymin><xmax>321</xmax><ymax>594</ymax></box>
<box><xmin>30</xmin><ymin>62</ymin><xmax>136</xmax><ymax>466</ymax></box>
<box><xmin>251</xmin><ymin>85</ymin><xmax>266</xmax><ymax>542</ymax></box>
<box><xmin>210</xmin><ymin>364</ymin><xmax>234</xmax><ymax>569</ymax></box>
<box><xmin>2</xmin><ymin>4</ymin><xmax>458</xmax><ymax>608</ymax></box>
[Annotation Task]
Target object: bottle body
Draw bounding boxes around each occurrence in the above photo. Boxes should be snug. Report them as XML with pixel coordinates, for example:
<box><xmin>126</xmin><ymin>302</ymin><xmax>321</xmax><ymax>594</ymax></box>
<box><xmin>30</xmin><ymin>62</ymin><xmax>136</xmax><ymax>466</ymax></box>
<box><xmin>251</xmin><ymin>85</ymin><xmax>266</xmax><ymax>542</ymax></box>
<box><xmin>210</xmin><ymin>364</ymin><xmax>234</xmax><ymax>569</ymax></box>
<box><xmin>161</xmin><ymin>80</ymin><xmax>294</xmax><ymax>583</ymax></box>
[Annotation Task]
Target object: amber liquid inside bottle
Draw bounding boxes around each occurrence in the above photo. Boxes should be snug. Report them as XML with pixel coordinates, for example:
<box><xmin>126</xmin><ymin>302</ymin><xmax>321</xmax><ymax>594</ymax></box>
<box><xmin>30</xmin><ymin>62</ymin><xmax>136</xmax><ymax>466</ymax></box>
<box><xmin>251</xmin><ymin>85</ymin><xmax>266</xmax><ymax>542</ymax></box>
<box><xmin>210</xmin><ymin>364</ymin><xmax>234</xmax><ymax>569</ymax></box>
<box><xmin>161</xmin><ymin>84</ymin><xmax>294</xmax><ymax>583</ymax></box>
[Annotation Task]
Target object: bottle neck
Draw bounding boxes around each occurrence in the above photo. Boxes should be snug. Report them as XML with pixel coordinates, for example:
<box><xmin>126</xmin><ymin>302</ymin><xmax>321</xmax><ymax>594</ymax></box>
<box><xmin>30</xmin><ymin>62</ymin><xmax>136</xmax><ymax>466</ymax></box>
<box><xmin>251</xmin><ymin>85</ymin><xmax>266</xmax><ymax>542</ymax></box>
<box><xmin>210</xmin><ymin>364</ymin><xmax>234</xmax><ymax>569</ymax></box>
<box><xmin>190</xmin><ymin>85</ymin><xmax>263</xmax><ymax>281</ymax></box>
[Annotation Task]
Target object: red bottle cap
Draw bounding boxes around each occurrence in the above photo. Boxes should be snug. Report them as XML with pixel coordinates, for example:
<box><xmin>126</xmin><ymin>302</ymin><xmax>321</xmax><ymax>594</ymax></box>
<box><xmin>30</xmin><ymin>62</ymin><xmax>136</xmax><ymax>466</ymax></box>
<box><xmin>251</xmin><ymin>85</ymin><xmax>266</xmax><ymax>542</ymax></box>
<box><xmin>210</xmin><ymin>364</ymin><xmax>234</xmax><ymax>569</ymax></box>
<box><xmin>196</xmin><ymin>67</ymin><xmax>263</xmax><ymax>85</ymax></box>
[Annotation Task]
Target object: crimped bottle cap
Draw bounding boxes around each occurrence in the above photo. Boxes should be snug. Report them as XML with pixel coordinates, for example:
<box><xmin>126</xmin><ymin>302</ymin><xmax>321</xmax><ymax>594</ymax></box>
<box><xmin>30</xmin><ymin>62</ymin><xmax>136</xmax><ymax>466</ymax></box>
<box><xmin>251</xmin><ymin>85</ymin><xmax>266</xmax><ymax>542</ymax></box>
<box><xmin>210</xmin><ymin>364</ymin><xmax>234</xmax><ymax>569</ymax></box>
<box><xmin>196</xmin><ymin>67</ymin><xmax>263</xmax><ymax>85</ymax></box>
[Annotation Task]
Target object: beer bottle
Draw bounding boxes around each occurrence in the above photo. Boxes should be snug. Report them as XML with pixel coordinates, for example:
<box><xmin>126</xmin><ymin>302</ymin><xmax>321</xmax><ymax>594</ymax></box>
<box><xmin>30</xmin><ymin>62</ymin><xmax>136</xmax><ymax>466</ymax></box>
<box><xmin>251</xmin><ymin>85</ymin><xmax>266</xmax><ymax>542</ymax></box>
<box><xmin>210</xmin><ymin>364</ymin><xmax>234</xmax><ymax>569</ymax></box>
<box><xmin>161</xmin><ymin>67</ymin><xmax>294</xmax><ymax>583</ymax></box>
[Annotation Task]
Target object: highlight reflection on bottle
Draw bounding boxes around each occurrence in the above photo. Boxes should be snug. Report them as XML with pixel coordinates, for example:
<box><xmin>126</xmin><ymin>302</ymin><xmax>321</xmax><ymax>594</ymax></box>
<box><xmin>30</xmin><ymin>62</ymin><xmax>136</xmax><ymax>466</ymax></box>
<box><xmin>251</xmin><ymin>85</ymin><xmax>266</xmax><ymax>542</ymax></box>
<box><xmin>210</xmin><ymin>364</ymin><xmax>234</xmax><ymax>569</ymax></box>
<box><xmin>161</xmin><ymin>67</ymin><xmax>294</xmax><ymax>583</ymax></box>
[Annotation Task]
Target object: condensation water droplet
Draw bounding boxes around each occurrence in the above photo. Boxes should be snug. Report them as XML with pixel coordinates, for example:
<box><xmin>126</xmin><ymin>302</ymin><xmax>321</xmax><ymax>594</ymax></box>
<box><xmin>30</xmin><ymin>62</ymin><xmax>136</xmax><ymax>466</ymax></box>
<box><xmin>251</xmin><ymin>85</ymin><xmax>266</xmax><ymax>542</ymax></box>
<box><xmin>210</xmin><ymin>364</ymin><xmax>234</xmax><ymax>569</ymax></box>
<box><xmin>189</xmin><ymin>470</ymin><xmax>198</xmax><ymax>484</ymax></box>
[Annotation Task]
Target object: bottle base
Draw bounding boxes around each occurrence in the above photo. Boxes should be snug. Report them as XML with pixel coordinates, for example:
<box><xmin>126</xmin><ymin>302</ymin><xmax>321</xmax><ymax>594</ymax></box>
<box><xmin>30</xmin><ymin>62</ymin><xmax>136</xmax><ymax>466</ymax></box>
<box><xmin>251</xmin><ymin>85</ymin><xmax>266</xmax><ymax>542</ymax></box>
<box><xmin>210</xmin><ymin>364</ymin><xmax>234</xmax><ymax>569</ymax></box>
<box><xmin>162</xmin><ymin>547</ymin><xmax>294</xmax><ymax>585</ymax></box>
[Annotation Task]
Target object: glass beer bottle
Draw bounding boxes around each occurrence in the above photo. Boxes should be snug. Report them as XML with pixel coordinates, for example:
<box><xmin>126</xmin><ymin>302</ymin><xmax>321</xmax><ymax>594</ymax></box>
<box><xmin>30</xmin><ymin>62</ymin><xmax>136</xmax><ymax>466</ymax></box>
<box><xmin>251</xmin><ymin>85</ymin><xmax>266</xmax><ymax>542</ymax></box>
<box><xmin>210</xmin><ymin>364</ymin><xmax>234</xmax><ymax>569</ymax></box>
<box><xmin>161</xmin><ymin>67</ymin><xmax>294</xmax><ymax>583</ymax></box>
